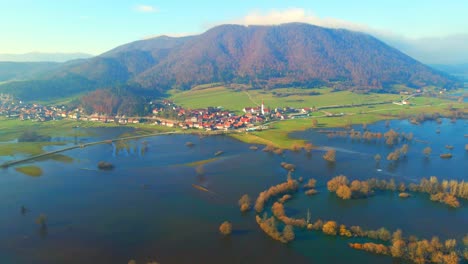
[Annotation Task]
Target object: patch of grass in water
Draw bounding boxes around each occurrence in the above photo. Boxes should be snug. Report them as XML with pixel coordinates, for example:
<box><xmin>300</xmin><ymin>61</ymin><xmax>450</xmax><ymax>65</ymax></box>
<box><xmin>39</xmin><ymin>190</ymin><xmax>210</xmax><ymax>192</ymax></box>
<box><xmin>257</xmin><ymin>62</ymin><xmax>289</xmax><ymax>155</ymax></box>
<box><xmin>15</xmin><ymin>166</ymin><xmax>43</xmax><ymax>177</ymax></box>
<box><xmin>184</xmin><ymin>157</ymin><xmax>220</xmax><ymax>167</ymax></box>
<box><xmin>0</xmin><ymin>142</ymin><xmax>66</xmax><ymax>156</ymax></box>
<box><xmin>37</xmin><ymin>154</ymin><xmax>74</xmax><ymax>163</ymax></box>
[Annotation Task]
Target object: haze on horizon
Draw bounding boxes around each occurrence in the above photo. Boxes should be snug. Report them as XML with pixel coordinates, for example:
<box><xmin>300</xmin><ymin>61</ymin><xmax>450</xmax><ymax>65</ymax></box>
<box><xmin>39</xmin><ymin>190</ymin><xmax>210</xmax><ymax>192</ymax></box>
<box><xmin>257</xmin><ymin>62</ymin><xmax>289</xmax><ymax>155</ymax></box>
<box><xmin>0</xmin><ymin>0</ymin><xmax>467</xmax><ymax>64</ymax></box>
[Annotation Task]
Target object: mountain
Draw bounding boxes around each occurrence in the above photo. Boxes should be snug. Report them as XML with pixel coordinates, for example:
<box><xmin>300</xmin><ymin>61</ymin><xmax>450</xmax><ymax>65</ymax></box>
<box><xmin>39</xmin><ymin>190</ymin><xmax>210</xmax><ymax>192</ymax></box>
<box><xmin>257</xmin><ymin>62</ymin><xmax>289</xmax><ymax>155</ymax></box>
<box><xmin>0</xmin><ymin>62</ymin><xmax>61</xmax><ymax>82</ymax></box>
<box><xmin>430</xmin><ymin>64</ymin><xmax>468</xmax><ymax>82</ymax></box>
<box><xmin>0</xmin><ymin>23</ymin><xmax>459</xmax><ymax>100</ymax></box>
<box><xmin>0</xmin><ymin>52</ymin><xmax>93</xmax><ymax>62</ymax></box>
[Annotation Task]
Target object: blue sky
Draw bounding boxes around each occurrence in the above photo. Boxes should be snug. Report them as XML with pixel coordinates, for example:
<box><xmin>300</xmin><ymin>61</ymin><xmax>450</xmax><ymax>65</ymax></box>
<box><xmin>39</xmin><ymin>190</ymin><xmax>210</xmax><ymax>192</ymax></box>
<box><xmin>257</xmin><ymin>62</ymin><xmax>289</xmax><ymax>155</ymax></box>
<box><xmin>0</xmin><ymin>0</ymin><xmax>467</xmax><ymax>63</ymax></box>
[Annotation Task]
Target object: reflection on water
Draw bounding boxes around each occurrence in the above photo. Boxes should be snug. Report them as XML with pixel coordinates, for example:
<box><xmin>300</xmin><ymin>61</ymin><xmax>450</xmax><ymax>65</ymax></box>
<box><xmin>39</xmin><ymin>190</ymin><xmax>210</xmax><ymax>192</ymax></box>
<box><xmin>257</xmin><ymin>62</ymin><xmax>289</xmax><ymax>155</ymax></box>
<box><xmin>0</xmin><ymin>120</ymin><xmax>466</xmax><ymax>264</ymax></box>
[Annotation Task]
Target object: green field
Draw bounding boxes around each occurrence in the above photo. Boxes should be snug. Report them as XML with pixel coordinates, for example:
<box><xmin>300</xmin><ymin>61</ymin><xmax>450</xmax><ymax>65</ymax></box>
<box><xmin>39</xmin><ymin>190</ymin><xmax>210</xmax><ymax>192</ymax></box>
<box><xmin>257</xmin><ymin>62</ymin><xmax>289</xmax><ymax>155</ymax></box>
<box><xmin>15</xmin><ymin>165</ymin><xmax>43</xmax><ymax>177</ymax></box>
<box><xmin>170</xmin><ymin>86</ymin><xmax>402</xmax><ymax>113</ymax></box>
<box><xmin>1</xmin><ymin>85</ymin><xmax>466</xmax><ymax>156</ymax></box>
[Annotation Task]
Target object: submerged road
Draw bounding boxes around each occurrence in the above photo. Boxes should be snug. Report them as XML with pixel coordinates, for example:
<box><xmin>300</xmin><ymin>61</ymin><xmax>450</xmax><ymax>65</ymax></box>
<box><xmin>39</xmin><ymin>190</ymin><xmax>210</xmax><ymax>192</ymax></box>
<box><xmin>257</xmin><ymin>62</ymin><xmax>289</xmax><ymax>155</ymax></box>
<box><xmin>0</xmin><ymin>131</ymin><xmax>178</xmax><ymax>168</ymax></box>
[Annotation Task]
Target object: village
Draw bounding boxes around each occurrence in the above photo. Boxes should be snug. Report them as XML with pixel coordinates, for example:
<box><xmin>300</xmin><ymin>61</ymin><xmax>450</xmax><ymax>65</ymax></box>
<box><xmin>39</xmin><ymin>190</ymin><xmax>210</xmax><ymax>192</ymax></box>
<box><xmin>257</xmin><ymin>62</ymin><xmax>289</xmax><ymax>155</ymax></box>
<box><xmin>0</xmin><ymin>94</ymin><xmax>314</xmax><ymax>132</ymax></box>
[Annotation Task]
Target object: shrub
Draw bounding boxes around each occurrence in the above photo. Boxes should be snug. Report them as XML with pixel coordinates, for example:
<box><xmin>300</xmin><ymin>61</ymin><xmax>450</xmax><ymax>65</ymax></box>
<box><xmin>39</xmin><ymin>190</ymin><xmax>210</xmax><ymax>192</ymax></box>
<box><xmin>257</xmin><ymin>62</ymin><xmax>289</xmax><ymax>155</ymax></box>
<box><xmin>399</xmin><ymin>192</ymin><xmax>411</xmax><ymax>198</ymax></box>
<box><xmin>219</xmin><ymin>221</ymin><xmax>232</xmax><ymax>235</ymax></box>
<box><xmin>322</xmin><ymin>221</ymin><xmax>338</xmax><ymax>235</ymax></box>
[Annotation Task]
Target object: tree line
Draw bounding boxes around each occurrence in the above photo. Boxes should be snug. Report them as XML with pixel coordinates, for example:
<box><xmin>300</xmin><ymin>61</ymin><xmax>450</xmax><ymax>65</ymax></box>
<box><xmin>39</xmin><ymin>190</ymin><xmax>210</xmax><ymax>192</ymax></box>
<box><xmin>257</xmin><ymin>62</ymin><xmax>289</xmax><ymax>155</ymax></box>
<box><xmin>326</xmin><ymin>175</ymin><xmax>465</xmax><ymax>208</ymax></box>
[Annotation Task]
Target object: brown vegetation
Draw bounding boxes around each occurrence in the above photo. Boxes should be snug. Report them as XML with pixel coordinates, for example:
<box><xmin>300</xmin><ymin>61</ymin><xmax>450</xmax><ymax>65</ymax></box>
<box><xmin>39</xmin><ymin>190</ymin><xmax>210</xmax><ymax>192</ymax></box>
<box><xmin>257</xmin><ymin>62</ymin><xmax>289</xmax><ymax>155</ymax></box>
<box><xmin>305</xmin><ymin>189</ymin><xmax>318</xmax><ymax>196</ymax></box>
<box><xmin>399</xmin><ymin>192</ymin><xmax>411</xmax><ymax>198</ymax></box>
<box><xmin>272</xmin><ymin>202</ymin><xmax>307</xmax><ymax>228</ymax></box>
<box><xmin>322</xmin><ymin>221</ymin><xmax>338</xmax><ymax>235</ymax></box>
<box><xmin>327</xmin><ymin>175</ymin><xmax>373</xmax><ymax>199</ymax></box>
<box><xmin>303</xmin><ymin>143</ymin><xmax>314</xmax><ymax>153</ymax></box>
<box><xmin>387</xmin><ymin>149</ymin><xmax>401</xmax><ymax>161</ymax></box>
<box><xmin>423</xmin><ymin>147</ymin><xmax>432</xmax><ymax>157</ymax></box>
<box><xmin>256</xmin><ymin>215</ymin><xmax>292</xmax><ymax>243</ymax></box>
<box><xmin>254</xmin><ymin>179</ymin><xmax>299</xmax><ymax>213</ymax></box>
<box><xmin>304</xmin><ymin>179</ymin><xmax>317</xmax><ymax>189</ymax></box>
<box><xmin>349</xmin><ymin>243</ymin><xmax>389</xmax><ymax>255</ymax></box>
<box><xmin>219</xmin><ymin>221</ymin><xmax>232</xmax><ymax>235</ymax></box>
<box><xmin>430</xmin><ymin>193</ymin><xmax>460</xmax><ymax>208</ymax></box>
<box><xmin>278</xmin><ymin>194</ymin><xmax>292</xmax><ymax>203</ymax></box>
<box><xmin>323</xmin><ymin>149</ymin><xmax>336</xmax><ymax>162</ymax></box>
<box><xmin>440</xmin><ymin>153</ymin><xmax>453</xmax><ymax>159</ymax></box>
<box><xmin>238</xmin><ymin>194</ymin><xmax>251</xmax><ymax>212</ymax></box>
<box><xmin>280</xmin><ymin>162</ymin><xmax>296</xmax><ymax>171</ymax></box>
<box><xmin>97</xmin><ymin>161</ymin><xmax>114</xmax><ymax>170</ymax></box>
<box><xmin>408</xmin><ymin>176</ymin><xmax>467</xmax><ymax>200</ymax></box>
<box><xmin>374</xmin><ymin>154</ymin><xmax>381</xmax><ymax>163</ymax></box>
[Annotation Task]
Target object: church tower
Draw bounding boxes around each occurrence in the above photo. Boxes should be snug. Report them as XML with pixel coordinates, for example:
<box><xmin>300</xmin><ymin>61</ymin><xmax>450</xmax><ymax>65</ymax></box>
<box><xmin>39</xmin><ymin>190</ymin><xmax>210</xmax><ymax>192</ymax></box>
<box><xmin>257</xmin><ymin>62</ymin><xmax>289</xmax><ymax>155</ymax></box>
<box><xmin>261</xmin><ymin>99</ymin><xmax>265</xmax><ymax>115</ymax></box>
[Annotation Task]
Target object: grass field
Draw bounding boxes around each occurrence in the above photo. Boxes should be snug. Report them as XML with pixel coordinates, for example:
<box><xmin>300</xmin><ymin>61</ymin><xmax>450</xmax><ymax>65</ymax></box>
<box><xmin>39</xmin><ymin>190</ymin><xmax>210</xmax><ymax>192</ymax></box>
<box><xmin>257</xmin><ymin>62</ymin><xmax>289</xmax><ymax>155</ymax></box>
<box><xmin>15</xmin><ymin>165</ymin><xmax>43</xmax><ymax>177</ymax></box>
<box><xmin>0</xmin><ymin>117</ymin><xmax>178</xmax><ymax>156</ymax></box>
<box><xmin>1</xmin><ymin>85</ymin><xmax>466</xmax><ymax>155</ymax></box>
<box><xmin>170</xmin><ymin>86</ymin><xmax>401</xmax><ymax>113</ymax></box>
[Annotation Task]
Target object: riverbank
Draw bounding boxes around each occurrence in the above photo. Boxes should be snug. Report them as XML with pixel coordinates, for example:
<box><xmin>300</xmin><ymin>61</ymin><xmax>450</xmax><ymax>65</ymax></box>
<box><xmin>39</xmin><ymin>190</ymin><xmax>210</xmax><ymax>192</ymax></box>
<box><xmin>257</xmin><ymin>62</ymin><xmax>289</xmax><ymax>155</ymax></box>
<box><xmin>0</xmin><ymin>98</ymin><xmax>466</xmax><ymax>156</ymax></box>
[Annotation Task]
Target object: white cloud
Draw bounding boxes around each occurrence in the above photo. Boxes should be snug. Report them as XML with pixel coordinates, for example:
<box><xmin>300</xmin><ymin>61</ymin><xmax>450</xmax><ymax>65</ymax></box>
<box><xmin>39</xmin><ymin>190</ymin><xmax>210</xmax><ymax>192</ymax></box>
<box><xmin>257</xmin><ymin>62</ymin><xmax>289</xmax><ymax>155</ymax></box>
<box><xmin>220</xmin><ymin>8</ymin><xmax>468</xmax><ymax>64</ymax></box>
<box><xmin>135</xmin><ymin>4</ymin><xmax>158</xmax><ymax>13</ymax></box>
<box><xmin>383</xmin><ymin>34</ymin><xmax>468</xmax><ymax>64</ymax></box>
<box><xmin>229</xmin><ymin>8</ymin><xmax>371</xmax><ymax>33</ymax></box>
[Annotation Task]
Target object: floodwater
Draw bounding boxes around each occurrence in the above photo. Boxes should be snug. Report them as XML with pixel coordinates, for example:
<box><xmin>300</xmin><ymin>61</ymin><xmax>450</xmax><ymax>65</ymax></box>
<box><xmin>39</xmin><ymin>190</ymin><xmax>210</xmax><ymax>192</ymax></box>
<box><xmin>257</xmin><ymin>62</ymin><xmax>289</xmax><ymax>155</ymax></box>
<box><xmin>0</xmin><ymin>119</ymin><xmax>466</xmax><ymax>263</ymax></box>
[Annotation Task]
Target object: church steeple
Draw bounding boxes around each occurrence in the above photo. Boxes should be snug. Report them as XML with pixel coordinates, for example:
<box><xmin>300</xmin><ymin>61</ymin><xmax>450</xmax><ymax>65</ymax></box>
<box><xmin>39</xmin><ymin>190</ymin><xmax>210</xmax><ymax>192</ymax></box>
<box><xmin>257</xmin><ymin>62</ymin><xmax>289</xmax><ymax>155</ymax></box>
<box><xmin>261</xmin><ymin>99</ymin><xmax>265</xmax><ymax>115</ymax></box>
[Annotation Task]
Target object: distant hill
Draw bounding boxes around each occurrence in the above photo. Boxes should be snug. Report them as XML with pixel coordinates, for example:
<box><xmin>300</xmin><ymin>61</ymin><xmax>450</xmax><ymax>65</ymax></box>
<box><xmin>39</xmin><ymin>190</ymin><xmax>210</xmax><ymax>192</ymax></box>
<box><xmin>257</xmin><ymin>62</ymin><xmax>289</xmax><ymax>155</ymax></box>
<box><xmin>0</xmin><ymin>23</ymin><xmax>460</xmax><ymax>101</ymax></box>
<box><xmin>0</xmin><ymin>52</ymin><xmax>93</xmax><ymax>62</ymax></box>
<box><xmin>430</xmin><ymin>64</ymin><xmax>468</xmax><ymax>82</ymax></box>
<box><xmin>0</xmin><ymin>62</ymin><xmax>61</xmax><ymax>82</ymax></box>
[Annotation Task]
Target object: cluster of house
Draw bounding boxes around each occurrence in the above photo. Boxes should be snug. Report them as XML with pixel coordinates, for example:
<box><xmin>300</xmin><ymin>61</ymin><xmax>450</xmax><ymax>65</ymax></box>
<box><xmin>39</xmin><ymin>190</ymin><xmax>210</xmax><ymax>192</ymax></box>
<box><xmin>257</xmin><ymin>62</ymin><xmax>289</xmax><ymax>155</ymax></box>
<box><xmin>0</xmin><ymin>96</ymin><xmax>315</xmax><ymax>131</ymax></box>
<box><xmin>151</xmin><ymin>100</ymin><xmax>314</xmax><ymax>131</ymax></box>
<box><xmin>0</xmin><ymin>101</ymin><xmax>78</xmax><ymax>122</ymax></box>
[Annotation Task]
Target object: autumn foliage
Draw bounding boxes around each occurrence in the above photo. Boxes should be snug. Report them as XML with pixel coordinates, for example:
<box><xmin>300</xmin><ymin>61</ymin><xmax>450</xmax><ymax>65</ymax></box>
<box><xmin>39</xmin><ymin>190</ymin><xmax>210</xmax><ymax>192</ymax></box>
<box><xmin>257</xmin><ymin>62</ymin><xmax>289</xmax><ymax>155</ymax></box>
<box><xmin>238</xmin><ymin>194</ymin><xmax>251</xmax><ymax>212</ymax></box>
<box><xmin>219</xmin><ymin>221</ymin><xmax>232</xmax><ymax>235</ymax></box>
<box><xmin>254</xmin><ymin>179</ymin><xmax>299</xmax><ymax>213</ymax></box>
<box><xmin>323</xmin><ymin>149</ymin><xmax>336</xmax><ymax>162</ymax></box>
<box><xmin>271</xmin><ymin>202</ymin><xmax>307</xmax><ymax>228</ymax></box>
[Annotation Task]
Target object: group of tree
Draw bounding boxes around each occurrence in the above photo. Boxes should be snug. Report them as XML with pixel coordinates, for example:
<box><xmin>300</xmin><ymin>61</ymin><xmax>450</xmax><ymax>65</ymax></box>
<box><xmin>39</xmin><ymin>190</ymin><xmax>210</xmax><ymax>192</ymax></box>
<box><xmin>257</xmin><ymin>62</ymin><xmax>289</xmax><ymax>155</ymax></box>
<box><xmin>254</xmin><ymin>178</ymin><xmax>299</xmax><ymax>213</ymax></box>
<box><xmin>262</xmin><ymin>144</ymin><xmax>285</xmax><ymax>155</ymax></box>
<box><xmin>386</xmin><ymin>144</ymin><xmax>409</xmax><ymax>161</ymax></box>
<box><xmin>323</xmin><ymin>149</ymin><xmax>336</xmax><ymax>162</ymax></box>
<box><xmin>280</xmin><ymin>162</ymin><xmax>296</xmax><ymax>172</ymax></box>
<box><xmin>351</xmin><ymin>229</ymin><xmax>465</xmax><ymax>264</ymax></box>
<box><xmin>272</xmin><ymin>202</ymin><xmax>307</xmax><ymax>228</ymax></box>
<box><xmin>255</xmin><ymin>214</ymin><xmax>295</xmax><ymax>243</ymax></box>
<box><xmin>81</xmin><ymin>87</ymin><xmax>146</xmax><ymax>116</ymax></box>
<box><xmin>408</xmin><ymin>176</ymin><xmax>468</xmax><ymax>199</ymax></box>
<box><xmin>304</xmin><ymin>178</ymin><xmax>318</xmax><ymax>196</ymax></box>
<box><xmin>238</xmin><ymin>194</ymin><xmax>251</xmax><ymax>212</ymax></box>
<box><xmin>327</xmin><ymin>175</ymin><xmax>372</xmax><ymax>199</ymax></box>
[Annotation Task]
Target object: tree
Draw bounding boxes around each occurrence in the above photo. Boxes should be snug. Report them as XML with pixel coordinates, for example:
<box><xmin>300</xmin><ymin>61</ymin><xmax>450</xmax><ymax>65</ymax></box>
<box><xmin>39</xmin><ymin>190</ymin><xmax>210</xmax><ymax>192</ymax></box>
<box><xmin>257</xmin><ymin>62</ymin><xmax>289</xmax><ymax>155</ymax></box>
<box><xmin>304</xmin><ymin>178</ymin><xmax>316</xmax><ymax>188</ymax></box>
<box><xmin>304</xmin><ymin>143</ymin><xmax>314</xmax><ymax>153</ymax></box>
<box><xmin>322</xmin><ymin>221</ymin><xmax>338</xmax><ymax>235</ymax></box>
<box><xmin>387</xmin><ymin>149</ymin><xmax>401</xmax><ymax>161</ymax></box>
<box><xmin>219</xmin><ymin>221</ymin><xmax>232</xmax><ymax>235</ymax></box>
<box><xmin>283</xmin><ymin>225</ymin><xmax>295</xmax><ymax>242</ymax></box>
<box><xmin>238</xmin><ymin>194</ymin><xmax>251</xmax><ymax>212</ymax></box>
<box><xmin>327</xmin><ymin>175</ymin><xmax>348</xmax><ymax>192</ymax></box>
<box><xmin>374</xmin><ymin>154</ymin><xmax>381</xmax><ymax>163</ymax></box>
<box><xmin>423</xmin><ymin>147</ymin><xmax>432</xmax><ymax>157</ymax></box>
<box><xmin>336</xmin><ymin>185</ymin><xmax>352</xmax><ymax>199</ymax></box>
<box><xmin>35</xmin><ymin>214</ymin><xmax>47</xmax><ymax>228</ymax></box>
<box><xmin>400</xmin><ymin>144</ymin><xmax>409</xmax><ymax>156</ymax></box>
<box><xmin>323</xmin><ymin>149</ymin><xmax>336</xmax><ymax>162</ymax></box>
<box><xmin>311</xmin><ymin>119</ymin><xmax>318</xmax><ymax>128</ymax></box>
